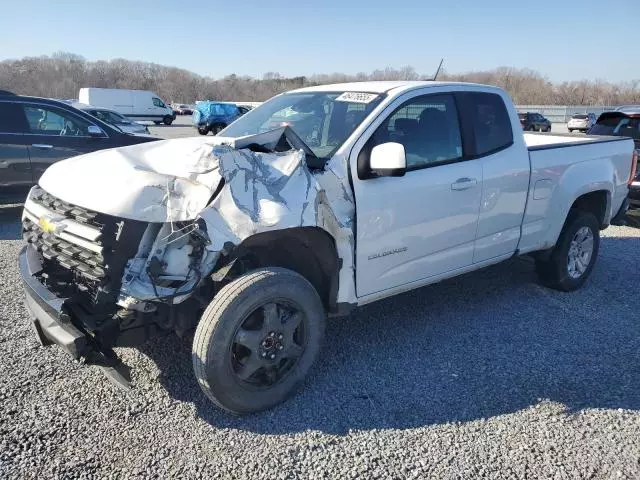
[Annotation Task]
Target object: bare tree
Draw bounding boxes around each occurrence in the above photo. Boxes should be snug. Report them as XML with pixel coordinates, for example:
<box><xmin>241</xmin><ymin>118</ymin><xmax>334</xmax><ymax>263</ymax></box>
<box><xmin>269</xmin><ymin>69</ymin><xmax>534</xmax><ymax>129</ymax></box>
<box><xmin>0</xmin><ymin>53</ymin><xmax>638</xmax><ymax>105</ymax></box>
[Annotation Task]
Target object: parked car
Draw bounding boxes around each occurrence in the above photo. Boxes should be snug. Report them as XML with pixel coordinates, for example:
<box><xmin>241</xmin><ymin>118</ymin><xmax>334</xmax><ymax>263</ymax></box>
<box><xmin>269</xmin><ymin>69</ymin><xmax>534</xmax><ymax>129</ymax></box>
<box><xmin>588</xmin><ymin>110</ymin><xmax>640</xmax><ymax>209</ymax></box>
<box><xmin>73</xmin><ymin>104</ymin><xmax>150</xmax><ymax>135</ymax></box>
<box><xmin>192</xmin><ymin>101</ymin><xmax>245</xmax><ymax>135</ymax></box>
<box><xmin>174</xmin><ymin>104</ymin><xmax>193</xmax><ymax>115</ymax></box>
<box><xmin>19</xmin><ymin>81</ymin><xmax>635</xmax><ymax>414</ymax></box>
<box><xmin>518</xmin><ymin>112</ymin><xmax>552</xmax><ymax>132</ymax></box>
<box><xmin>78</xmin><ymin>88</ymin><xmax>175</xmax><ymax>125</ymax></box>
<box><xmin>0</xmin><ymin>90</ymin><xmax>159</xmax><ymax>202</ymax></box>
<box><xmin>615</xmin><ymin>105</ymin><xmax>640</xmax><ymax>112</ymax></box>
<box><xmin>567</xmin><ymin>113</ymin><xmax>596</xmax><ymax>133</ymax></box>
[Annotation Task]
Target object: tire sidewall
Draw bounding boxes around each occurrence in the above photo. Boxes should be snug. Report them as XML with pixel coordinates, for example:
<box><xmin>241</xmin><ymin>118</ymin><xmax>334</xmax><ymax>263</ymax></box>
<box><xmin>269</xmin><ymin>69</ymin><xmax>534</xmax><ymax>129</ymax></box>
<box><xmin>193</xmin><ymin>268</ymin><xmax>325</xmax><ymax>414</ymax></box>
<box><xmin>550</xmin><ymin>211</ymin><xmax>600</xmax><ymax>290</ymax></box>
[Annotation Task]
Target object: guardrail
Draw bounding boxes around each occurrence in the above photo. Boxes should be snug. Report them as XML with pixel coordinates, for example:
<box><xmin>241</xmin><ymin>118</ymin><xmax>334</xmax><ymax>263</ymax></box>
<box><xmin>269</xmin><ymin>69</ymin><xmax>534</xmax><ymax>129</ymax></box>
<box><xmin>515</xmin><ymin>105</ymin><xmax>621</xmax><ymax>123</ymax></box>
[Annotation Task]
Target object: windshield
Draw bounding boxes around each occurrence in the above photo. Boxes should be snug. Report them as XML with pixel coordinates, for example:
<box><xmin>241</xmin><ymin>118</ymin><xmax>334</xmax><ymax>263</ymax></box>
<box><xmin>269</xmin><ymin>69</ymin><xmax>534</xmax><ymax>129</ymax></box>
<box><xmin>572</xmin><ymin>114</ymin><xmax>588</xmax><ymax>119</ymax></box>
<box><xmin>590</xmin><ymin>114</ymin><xmax>640</xmax><ymax>140</ymax></box>
<box><xmin>221</xmin><ymin>91</ymin><xmax>384</xmax><ymax>160</ymax></box>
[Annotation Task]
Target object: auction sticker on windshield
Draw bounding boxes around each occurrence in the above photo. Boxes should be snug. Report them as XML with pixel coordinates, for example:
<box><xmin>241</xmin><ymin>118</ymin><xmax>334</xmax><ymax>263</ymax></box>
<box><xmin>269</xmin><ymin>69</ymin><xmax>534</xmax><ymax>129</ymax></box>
<box><xmin>335</xmin><ymin>92</ymin><xmax>380</xmax><ymax>104</ymax></box>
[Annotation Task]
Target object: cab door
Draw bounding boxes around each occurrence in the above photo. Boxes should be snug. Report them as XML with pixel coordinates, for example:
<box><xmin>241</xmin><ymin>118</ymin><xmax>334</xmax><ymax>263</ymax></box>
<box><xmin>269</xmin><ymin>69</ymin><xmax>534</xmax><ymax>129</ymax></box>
<box><xmin>454</xmin><ymin>91</ymin><xmax>531</xmax><ymax>263</ymax></box>
<box><xmin>350</xmin><ymin>92</ymin><xmax>483</xmax><ymax>298</ymax></box>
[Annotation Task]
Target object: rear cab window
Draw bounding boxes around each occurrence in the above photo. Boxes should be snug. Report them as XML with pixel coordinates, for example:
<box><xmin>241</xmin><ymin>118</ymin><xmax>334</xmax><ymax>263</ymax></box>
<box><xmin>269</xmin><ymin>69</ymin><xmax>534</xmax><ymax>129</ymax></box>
<box><xmin>457</xmin><ymin>92</ymin><xmax>514</xmax><ymax>157</ymax></box>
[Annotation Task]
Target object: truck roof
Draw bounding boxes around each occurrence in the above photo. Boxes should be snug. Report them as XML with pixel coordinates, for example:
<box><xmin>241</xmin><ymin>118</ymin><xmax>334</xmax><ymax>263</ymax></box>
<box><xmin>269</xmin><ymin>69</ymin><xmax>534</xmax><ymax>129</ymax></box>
<box><xmin>290</xmin><ymin>80</ymin><xmax>495</xmax><ymax>95</ymax></box>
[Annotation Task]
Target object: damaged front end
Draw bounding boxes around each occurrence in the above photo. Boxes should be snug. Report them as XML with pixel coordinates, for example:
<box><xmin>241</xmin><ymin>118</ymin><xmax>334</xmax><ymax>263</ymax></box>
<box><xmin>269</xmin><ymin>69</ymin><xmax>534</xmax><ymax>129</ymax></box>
<box><xmin>20</xmin><ymin>128</ymin><xmax>357</xmax><ymax>386</ymax></box>
<box><xmin>20</xmin><ymin>186</ymin><xmax>216</xmax><ymax>386</ymax></box>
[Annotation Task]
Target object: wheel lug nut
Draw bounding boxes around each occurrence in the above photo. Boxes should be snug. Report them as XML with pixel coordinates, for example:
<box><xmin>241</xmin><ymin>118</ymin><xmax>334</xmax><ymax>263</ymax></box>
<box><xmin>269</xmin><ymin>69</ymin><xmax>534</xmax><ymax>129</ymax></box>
<box><xmin>277</xmin><ymin>344</ymin><xmax>283</xmax><ymax>350</ymax></box>
<box><xmin>261</xmin><ymin>352</ymin><xmax>267</xmax><ymax>358</ymax></box>
<box><xmin>270</xmin><ymin>353</ymin><xmax>275</xmax><ymax>359</ymax></box>
<box><xmin>269</xmin><ymin>331</ymin><xmax>275</xmax><ymax>336</ymax></box>
<box><xmin>278</xmin><ymin>334</ymin><xmax>283</xmax><ymax>340</ymax></box>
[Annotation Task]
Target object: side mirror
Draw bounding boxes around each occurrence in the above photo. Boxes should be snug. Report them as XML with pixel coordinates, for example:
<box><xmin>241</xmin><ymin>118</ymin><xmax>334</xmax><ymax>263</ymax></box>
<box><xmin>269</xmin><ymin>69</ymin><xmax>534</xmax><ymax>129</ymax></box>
<box><xmin>370</xmin><ymin>142</ymin><xmax>406</xmax><ymax>177</ymax></box>
<box><xmin>87</xmin><ymin>125</ymin><xmax>104</xmax><ymax>137</ymax></box>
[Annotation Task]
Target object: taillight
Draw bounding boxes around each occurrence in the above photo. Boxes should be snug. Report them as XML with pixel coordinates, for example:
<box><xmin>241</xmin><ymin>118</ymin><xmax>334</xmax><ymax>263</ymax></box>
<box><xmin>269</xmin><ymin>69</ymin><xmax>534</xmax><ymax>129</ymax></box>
<box><xmin>630</xmin><ymin>150</ymin><xmax>638</xmax><ymax>185</ymax></box>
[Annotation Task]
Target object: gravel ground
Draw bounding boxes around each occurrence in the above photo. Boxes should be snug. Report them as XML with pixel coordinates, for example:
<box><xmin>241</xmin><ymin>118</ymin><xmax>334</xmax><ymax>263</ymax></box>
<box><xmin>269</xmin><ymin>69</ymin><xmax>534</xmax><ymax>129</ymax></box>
<box><xmin>1</xmin><ymin>207</ymin><xmax>640</xmax><ymax>478</ymax></box>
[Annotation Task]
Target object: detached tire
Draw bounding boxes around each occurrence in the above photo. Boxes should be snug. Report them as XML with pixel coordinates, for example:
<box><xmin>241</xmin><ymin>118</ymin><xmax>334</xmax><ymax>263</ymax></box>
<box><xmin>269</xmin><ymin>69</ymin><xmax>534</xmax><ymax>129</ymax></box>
<box><xmin>192</xmin><ymin>267</ymin><xmax>325</xmax><ymax>414</ymax></box>
<box><xmin>535</xmin><ymin>210</ymin><xmax>600</xmax><ymax>291</ymax></box>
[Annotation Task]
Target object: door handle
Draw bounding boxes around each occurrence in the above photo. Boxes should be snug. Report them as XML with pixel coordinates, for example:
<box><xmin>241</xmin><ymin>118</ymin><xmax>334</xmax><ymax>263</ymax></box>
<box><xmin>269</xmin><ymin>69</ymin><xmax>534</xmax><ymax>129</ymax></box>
<box><xmin>451</xmin><ymin>177</ymin><xmax>477</xmax><ymax>191</ymax></box>
<box><xmin>31</xmin><ymin>144</ymin><xmax>53</xmax><ymax>150</ymax></box>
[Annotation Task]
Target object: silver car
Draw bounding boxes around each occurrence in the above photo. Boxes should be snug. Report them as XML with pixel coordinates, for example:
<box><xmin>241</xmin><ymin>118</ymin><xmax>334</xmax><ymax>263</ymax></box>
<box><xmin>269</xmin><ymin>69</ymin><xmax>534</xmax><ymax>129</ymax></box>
<box><xmin>74</xmin><ymin>104</ymin><xmax>150</xmax><ymax>135</ymax></box>
<box><xmin>567</xmin><ymin>113</ymin><xmax>596</xmax><ymax>133</ymax></box>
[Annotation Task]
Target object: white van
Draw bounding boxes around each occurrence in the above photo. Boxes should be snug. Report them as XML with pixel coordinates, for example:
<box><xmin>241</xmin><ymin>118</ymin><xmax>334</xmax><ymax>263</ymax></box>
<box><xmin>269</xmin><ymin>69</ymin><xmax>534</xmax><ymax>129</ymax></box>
<box><xmin>78</xmin><ymin>88</ymin><xmax>176</xmax><ymax>125</ymax></box>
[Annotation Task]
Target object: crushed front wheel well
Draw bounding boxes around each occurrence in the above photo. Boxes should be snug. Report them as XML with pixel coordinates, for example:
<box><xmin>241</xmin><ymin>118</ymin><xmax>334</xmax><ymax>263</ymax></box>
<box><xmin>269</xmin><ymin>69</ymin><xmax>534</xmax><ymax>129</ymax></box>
<box><xmin>229</xmin><ymin>227</ymin><xmax>341</xmax><ymax>312</ymax></box>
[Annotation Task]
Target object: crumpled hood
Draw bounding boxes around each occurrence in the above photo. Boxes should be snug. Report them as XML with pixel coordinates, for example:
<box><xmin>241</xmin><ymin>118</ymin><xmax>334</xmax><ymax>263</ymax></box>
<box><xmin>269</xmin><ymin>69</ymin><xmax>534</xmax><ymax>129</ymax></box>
<box><xmin>39</xmin><ymin>137</ymin><xmax>224</xmax><ymax>222</ymax></box>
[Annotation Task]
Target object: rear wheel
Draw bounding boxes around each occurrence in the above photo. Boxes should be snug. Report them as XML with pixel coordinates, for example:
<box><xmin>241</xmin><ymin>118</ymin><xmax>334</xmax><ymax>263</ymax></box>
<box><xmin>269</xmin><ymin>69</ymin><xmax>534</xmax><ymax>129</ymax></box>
<box><xmin>192</xmin><ymin>267</ymin><xmax>325</xmax><ymax>414</ymax></box>
<box><xmin>197</xmin><ymin>127</ymin><xmax>209</xmax><ymax>135</ymax></box>
<box><xmin>527</xmin><ymin>125</ymin><xmax>536</xmax><ymax>131</ymax></box>
<box><xmin>535</xmin><ymin>210</ymin><xmax>600</xmax><ymax>292</ymax></box>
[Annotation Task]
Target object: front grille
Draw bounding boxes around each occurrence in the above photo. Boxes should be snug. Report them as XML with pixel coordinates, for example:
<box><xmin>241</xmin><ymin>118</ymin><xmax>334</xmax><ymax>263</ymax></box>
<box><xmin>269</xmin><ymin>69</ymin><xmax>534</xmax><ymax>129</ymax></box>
<box><xmin>23</xmin><ymin>217</ymin><xmax>106</xmax><ymax>283</ymax></box>
<box><xmin>30</xmin><ymin>186</ymin><xmax>103</xmax><ymax>229</ymax></box>
<box><xmin>23</xmin><ymin>187</ymin><xmax>148</xmax><ymax>306</ymax></box>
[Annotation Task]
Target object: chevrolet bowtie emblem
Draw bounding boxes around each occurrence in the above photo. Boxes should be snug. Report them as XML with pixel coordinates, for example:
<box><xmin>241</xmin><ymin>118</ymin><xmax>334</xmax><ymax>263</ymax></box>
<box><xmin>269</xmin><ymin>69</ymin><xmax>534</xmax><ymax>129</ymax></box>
<box><xmin>38</xmin><ymin>216</ymin><xmax>65</xmax><ymax>234</ymax></box>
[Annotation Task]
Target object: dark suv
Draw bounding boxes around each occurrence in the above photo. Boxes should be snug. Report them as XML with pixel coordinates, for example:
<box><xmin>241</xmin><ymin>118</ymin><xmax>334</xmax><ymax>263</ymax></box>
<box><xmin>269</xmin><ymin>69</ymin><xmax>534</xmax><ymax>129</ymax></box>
<box><xmin>518</xmin><ymin>112</ymin><xmax>552</xmax><ymax>132</ymax></box>
<box><xmin>0</xmin><ymin>91</ymin><xmax>159</xmax><ymax>202</ymax></box>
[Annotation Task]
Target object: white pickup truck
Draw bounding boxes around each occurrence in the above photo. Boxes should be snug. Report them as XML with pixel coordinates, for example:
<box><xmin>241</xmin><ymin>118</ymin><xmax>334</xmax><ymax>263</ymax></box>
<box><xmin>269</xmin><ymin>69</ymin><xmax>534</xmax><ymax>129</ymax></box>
<box><xmin>19</xmin><ymin>81</ymin><xmax>636</xmax><ymax>414</ymax></box>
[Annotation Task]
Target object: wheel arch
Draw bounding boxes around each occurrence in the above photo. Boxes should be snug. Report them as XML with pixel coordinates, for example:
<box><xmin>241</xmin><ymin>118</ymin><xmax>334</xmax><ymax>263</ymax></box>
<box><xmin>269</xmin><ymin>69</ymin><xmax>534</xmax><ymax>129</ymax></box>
<box><xmin>228</xmin><ymin>227</ymin><xmax>341</xmax><ymax>313</ymax></box>
<box><xmin>570</xmin><ymin>190</ymin><xmax>610</xmax><ymax>228</ymax></box>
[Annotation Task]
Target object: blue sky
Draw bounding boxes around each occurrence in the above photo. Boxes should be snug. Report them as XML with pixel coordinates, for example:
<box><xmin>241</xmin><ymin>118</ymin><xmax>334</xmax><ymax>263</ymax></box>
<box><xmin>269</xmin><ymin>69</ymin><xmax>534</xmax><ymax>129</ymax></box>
<box><xmin>1</xmin><ymin>0</ymin><xmax>638</xmax><ymax>82</ymax></box>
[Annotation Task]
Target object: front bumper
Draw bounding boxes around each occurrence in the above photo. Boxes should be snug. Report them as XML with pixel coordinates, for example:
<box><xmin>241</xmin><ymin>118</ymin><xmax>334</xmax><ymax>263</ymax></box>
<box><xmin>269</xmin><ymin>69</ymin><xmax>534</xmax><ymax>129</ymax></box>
<box><xmin>19</xmin><ymin>245</ymin><xmax>87</xmax><ymax>359</ymax></box>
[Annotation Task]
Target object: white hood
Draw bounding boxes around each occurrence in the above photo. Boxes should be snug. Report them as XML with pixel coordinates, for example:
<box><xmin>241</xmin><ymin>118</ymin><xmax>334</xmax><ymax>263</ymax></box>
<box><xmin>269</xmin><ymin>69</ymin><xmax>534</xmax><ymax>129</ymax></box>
<box><xmin>38</xmin><ymin>137</ymin><xmax>223</xmax><ymax>222</ymax></box>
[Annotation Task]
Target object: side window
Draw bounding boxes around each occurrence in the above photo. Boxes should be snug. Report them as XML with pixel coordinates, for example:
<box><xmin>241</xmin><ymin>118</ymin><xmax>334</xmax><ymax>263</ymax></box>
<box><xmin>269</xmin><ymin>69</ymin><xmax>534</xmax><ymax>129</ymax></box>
<box><xmin>372</xmin><ymin>94</ymin><xmax>463</xmax><ymax>169</ymax></box>
<box><xmin>458</xmin><ymin>92</ymin><xmax>513</xmax><ymax>156</ymax></box>
<box><xmin>24</xmin><ymin>105</ymin><xmax>92</xmax><ymax>136</ymax></box>
<box><xmin>0</xmin><ymin>102</ymin><xmax>29</xmax><ymax>133</ymax></box>
<box><xmin>152</xmin><ymin>97</ymin><xmax>165</xmax><ymax>108</ymax></box>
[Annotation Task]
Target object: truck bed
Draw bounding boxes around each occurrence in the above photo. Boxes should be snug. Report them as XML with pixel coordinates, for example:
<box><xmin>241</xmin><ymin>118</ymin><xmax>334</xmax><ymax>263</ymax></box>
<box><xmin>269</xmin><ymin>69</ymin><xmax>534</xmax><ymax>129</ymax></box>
<box><xmin>523</xmin><ymin>132</ymin><xmax>627</xmax><ymax>150</ymax></box>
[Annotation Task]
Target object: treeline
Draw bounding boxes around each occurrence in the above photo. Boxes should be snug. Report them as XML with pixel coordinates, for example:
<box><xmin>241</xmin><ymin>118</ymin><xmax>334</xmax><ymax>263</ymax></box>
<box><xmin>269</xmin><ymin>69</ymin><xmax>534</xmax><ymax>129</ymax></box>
<box><xmin>1</xmin><ymin>52</ymin><xmax>639</xmax><ymax>106</ymax></box>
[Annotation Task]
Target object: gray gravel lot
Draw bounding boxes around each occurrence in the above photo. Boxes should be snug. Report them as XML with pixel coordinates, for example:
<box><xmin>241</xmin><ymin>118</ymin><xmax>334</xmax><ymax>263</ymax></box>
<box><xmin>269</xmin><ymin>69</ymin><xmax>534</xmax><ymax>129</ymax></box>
<box><xmin>1</xmin><ymin>124</ymin><xmax>639</xmax><ymax>478</ymax></box>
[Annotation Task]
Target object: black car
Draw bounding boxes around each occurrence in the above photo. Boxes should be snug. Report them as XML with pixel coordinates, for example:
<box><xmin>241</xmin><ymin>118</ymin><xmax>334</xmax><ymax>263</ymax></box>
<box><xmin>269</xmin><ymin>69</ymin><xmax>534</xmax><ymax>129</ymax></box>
<box><xmin>518</xmin><ymin>112</ymin><xmax>552</xmax><ymax>132</ymax></box>
<box><xmin>588</xmin><ymin>110</ymin><xmax>640</xmax><ymax>210</ymax></box>
<box><xmin>0</xmin><ymin>91</ymin><xmax>159</xmax><ymax>202</ymax></box>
